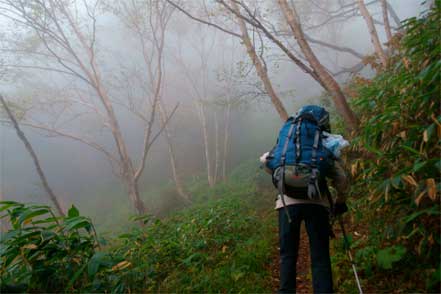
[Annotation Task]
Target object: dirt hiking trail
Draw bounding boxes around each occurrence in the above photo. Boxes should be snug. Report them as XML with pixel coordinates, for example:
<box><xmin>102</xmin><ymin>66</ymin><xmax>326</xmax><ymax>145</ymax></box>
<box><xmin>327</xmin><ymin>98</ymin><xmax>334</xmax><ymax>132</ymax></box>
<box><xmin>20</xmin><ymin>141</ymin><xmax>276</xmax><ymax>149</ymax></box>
<box><xmin>271</xmin><ymin>224</ymin><xmax>313</xmax><ymax>293</ymax></box>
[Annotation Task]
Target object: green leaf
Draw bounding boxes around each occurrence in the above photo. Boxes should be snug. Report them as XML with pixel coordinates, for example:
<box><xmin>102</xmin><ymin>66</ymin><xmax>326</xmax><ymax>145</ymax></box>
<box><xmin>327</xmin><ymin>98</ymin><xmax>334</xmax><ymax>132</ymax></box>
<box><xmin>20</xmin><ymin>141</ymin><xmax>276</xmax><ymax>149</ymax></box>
<box><xmin>68</xmin><ymin>205</ymin><xmax>80</xmax><ymax>218</ymax></box>
<box><xmin>391</xmin><ymin>176</ymin><xmax>402</xmax><ymax>188</ymax></box>
<box><xmin>412</xmin><ymin>160</ymin><xmax>426</xmax><ymax>173</ymax></box>
<box><xmin>88</xmin><ymin>252</ymin><xmax>105</xmax><ymax>276</ymax></box>
<box><xmin>64</xmin><ymin>217</ymin><xmax>91</xmax><ymax>232</ymax></box>
<box><xmin>425</xmin><ymin>123</ymin><xmax>436</xmax><ymax>142</ymax></box>
<box><xmin>376</xmin><ymin>245</ymin><xmax>407</xmax><ymax>269</ymax></box>
<box><xmin>32</xmin><ymin>217</ymin><xmax>59</xmax><ymax>225</ymax></box>
<box><xmin>400</xmin><ymin>145</ymin><xmax>420</xmax><ymax>156</ymax></box>
<box><xmin>403</xmin><ymin>206</ymin><xmax>440</xmax><ymax>224</ymax></box>
<box><xmin>17</xmin><ymin>208</ymin><xmax>50</xmax><ymax>225</ymax></box>
<box><xmin>88</xmin><ymin>252</ymin><xmax>111</xmax><ymax>277</ymax></box>
<box><xmin>434</xmin><ymin>159</ymin><xmax>441</xmax><ymax>172</ymax></box>
<box><xmin>0</xmin><ymin>201</ymin><xmax>22</xmax><ymax>212</ymax></box>
<box><xmin>427</xmin><ymin>265</ymin><xmax>441</xmax><ymax>290</ymax></box>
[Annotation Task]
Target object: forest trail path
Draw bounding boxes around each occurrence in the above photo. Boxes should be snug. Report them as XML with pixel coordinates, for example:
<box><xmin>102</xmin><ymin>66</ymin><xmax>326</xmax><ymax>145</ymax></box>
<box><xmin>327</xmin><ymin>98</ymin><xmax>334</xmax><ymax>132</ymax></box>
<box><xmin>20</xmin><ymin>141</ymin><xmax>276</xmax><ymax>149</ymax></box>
<box><xmin>271</xmin><ymin>224</ymin><xmax>312</xmax><ymax>293</ymax></box>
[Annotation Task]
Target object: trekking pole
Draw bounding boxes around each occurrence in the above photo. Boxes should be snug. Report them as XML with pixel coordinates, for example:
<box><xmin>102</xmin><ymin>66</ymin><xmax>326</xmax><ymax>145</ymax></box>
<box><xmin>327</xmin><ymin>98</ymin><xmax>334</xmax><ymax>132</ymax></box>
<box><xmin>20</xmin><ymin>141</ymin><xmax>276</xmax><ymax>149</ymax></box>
<box><xmin>337</xmin><ymin>217</ymin><xmax>363</xmax><ymax>294</ymax></box>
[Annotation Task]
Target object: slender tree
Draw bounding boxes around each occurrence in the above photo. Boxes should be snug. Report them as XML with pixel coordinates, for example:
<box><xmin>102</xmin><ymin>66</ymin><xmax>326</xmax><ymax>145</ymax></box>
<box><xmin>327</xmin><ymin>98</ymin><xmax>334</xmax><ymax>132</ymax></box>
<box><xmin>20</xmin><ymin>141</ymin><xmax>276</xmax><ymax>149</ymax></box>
<box><xmin>0</xmin><ymin>94</ymin><xmax>65</xmax><ymax>216</ymax></box>
<box><xmin>222</xmin><ymin>99</ymin><xmax>231</xmax><ymax>181</ymax></box>
<box><xmin>230</xmin><ymin>0</ymin><xmax>288</xmax><ymax>121</ymax></box>
<box><xmin>380</xmin><ymin>0</ymin><xmax>394</xmax><ymax>44</ymax></box>
<box><xmin>117</xmin><ymin>0</ymin><xmax>190</xmax><ymax>202</ymax></box>
<box><xmin>196</xmin><ymin>101</ymin><xmax>215</xmax><ymax>187</ymax></box>
<box><xmin>157</xmin><ymin>100</ymin><xmax>191</xmax><ymax>202</ymax></box>
<box><xmin>357</xmin><ymin>0</ymin><xmax>388</xmax><ymax>68</ymax></box>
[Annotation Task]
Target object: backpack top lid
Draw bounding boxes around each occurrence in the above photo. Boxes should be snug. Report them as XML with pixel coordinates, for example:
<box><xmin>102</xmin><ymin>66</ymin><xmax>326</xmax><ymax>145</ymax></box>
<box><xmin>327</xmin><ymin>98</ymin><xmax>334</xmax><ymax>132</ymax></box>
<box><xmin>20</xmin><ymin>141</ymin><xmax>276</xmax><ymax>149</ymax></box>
<box><xmin>296</xmin><ymin>105</ymin><xmax>331</xmax><ymax>132</ymax></box>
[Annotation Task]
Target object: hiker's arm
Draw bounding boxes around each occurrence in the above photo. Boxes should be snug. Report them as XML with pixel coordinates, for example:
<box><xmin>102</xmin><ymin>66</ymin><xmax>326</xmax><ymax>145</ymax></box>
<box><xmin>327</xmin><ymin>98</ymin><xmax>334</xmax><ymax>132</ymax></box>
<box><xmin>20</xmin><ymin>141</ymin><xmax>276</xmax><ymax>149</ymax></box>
<box><xmin>328</xmin><ymin>160</ymin><xmax>349</xmax><ymax>203</ymax></box>
<box><xmin>260</xmin><ymin>152</ymin><xmax>273</xmax><ymax>174</ymax></box>
<box><xmin>261</xmin><ymin>137</ymin><xmax>279</xmax><ymax>175</ymax></box>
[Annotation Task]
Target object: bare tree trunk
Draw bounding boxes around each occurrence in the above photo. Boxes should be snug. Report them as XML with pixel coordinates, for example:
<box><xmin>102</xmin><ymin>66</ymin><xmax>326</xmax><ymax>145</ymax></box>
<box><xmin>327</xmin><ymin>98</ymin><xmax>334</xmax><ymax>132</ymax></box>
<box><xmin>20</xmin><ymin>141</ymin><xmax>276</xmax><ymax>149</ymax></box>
<box><xmin>94</xmin><ymin>79</ymin><xmax>147</xmax><ymax>215</ymax></box>
<box><xmin>222</xmin><ymin>102</ymin><xmax>231</xmax><ymax>181</ymax></box>
<box><xmin>277</xmin><ymin>0</ymin><xmax>358</xmax><ymax>130</ymax></box>
<box><xmin>57</xmin><ymin>2</ymin><xmax>148</xmax><ymax>215</ymax></box>
<box><xmin>386</xmin><ymin>1</ymin><xmax>402</xmax><ymax>30</ymax></box>
<box><xmin>230</xmin><ymin>1</ymin><xmax>288</xmax><ymax>122</ymax></box>
<box><xmin>197</xmin><ymin>101</ymin><xmax>214</xmax><ymax>187</ymax></box>
<box><xmin>129</xmin><ymin>179</ymin><xmax>146</xmax><ymax>216</ymax></box>
<box><xmin>0</xmin><ymin>94</ymin><xmax>65</xmax><ymax>216</ymax></box>
<box><xmin>357</xmin><ymin>0</ymin><xmax>388</xmax><ymax>68</ymax></box>
<box><xmin>214</xmin><ymin>111</ymin><xmax>220</xmax><ymax>185</ymax></box>
<box><xmin>158</xmin><ymin>100</ymin><xmax>190</xmax><ymax>202</ymax></box>
<box><xmin>380</xmin><ymin>0</ymin><xmax>393</xmax><ymax>44</ymax></box>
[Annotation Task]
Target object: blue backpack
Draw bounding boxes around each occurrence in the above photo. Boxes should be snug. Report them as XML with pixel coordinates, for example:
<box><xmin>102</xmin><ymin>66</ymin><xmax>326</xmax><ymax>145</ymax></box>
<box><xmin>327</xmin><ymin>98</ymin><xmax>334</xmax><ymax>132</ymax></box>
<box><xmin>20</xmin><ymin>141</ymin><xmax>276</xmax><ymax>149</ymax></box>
<box><xmin>266</xmin><ymin>106</ymin><xmax>334</xmax><ymax>215</ymax></box>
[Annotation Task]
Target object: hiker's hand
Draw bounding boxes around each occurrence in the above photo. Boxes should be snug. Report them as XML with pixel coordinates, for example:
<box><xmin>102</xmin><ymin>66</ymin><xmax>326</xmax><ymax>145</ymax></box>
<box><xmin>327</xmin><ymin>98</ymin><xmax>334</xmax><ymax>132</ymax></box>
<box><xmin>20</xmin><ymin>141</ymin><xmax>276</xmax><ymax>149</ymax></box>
<box><xmin>333</xmin><ymin>202</ymin><xmax>348</xmax><ymax>216</ymax></box>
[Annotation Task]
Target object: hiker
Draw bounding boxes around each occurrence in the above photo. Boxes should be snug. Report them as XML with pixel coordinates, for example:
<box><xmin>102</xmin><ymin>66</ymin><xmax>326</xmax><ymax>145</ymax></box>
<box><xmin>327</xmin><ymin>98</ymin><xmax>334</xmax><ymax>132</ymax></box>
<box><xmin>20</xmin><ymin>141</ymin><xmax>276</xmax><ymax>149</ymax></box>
<box><xmin>261</xmin><ymin>105</ymin><xmax>349</xmax><ymax>294</ymax></box>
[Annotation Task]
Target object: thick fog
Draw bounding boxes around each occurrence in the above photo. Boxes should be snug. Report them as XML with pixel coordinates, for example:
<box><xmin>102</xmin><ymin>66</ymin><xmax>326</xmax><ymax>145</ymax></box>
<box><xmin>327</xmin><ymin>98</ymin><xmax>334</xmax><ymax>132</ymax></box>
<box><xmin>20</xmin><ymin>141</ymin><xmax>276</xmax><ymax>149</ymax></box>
<box><xmin>0</xmin><ymin>0</ymin><xmax>426</xmax><ymax>227</ymax></box>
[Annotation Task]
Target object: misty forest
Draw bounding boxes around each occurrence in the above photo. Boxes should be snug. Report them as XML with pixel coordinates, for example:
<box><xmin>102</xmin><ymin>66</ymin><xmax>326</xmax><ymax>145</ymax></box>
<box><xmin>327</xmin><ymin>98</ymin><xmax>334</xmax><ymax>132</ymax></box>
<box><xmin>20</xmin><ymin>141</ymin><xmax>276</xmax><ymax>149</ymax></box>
<box><xmin>0</xmin><ymin>0</ymin><xmax>439</xmax><ymax>292</ymax></box>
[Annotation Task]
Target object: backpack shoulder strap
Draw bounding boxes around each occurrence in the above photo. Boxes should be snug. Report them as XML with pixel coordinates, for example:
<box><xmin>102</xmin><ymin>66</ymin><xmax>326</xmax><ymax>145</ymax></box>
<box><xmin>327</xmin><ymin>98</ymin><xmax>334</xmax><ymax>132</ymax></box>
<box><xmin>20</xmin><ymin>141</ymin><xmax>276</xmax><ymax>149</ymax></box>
<box><xmin>280</xmin><ymin>120</ymin><xmax>296</xmax><ymax>166</ymax></box>
<box><xmin>307</xmin><ymin>127</ymin><xmax>322</xmax><ymax>200</ymax></box>
<box><xmin>311</xmin><ymin>127</ymin><xmax>321</xmax><ymax>168</ymax></box>
<box><xmin>294</xmin><ymin>118</ymin><xmax>302</xmax><ymax>163</ymax></box>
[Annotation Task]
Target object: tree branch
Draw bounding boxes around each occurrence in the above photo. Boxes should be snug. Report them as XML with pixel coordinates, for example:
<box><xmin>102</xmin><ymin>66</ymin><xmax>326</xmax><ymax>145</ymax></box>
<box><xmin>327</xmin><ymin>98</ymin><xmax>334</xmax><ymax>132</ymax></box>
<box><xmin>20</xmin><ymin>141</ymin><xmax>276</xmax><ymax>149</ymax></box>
<box><xmin>216</xmin><ymin>0</ymin><xmax>322</xmax><ymax>84</ymax></box>
<box><xmin>0</xmin><ymin>119</ymin><xmax>120</xmax><ymax>166</ymax></box>
<box><xmin>304</xmin><ymin>33</ymin><xmax>364</xmax><ymax>59</ymax></box>
<box><xmin>134</xmin><ymin>102</ymin><xmax>179</xmax><ymax>181</ymax></box>
<box><xmin>165</xmin><ymin>0</ymin><xmax>241</xmax><ymax>38</ymax></box>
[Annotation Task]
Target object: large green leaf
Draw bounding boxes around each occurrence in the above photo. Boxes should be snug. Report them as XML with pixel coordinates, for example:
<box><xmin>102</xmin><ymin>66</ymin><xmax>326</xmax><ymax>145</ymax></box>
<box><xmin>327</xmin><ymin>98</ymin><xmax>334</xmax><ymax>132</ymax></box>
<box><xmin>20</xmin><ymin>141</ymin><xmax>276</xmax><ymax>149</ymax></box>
<box><xmin>17</xmin><ymin>208</ymin><xmax>50</xmax><ymax>226</ymax></box>
<box><xmin>87</xmin><ymin>252</ymin><xmax>112</xmax><ymax>277</ymax></box>
<box><xmin>68</xmin><ymin>205</ymin><xmax>79</xmax><ymax>218</ymax></box>
<box><xmin>376</xmin><ymin>245</ymin><xmax>407</xmax><ymax>269</ymax></box>
<box><xmin>0</xmin><ymin>201</ymin><xmax>22</xmax><ymax>212</ymax></box>
<box><xmin>63</xmin><ymin>217</ymin><xmax>91</xmax><ymax>232</ymax></box>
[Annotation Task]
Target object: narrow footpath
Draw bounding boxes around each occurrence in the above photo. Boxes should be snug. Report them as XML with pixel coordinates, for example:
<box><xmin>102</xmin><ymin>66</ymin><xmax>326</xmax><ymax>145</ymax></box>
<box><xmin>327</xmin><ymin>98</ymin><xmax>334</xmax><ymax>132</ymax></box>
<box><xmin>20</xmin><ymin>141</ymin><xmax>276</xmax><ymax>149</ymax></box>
<box><xmin>271</xmin><ymin>224</ymin><xmax>312</xmax><ymax>293</ymax></box>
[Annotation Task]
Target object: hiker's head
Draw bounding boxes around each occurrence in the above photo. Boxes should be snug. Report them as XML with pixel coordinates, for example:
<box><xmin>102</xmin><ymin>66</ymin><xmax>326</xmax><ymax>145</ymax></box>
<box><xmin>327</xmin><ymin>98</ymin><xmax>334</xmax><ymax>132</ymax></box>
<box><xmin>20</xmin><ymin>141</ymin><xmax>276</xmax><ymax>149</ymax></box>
<box><xmin>297</xmin><ymin>105</ymin><xmax>331</xmax><ymax>132</ymax></box>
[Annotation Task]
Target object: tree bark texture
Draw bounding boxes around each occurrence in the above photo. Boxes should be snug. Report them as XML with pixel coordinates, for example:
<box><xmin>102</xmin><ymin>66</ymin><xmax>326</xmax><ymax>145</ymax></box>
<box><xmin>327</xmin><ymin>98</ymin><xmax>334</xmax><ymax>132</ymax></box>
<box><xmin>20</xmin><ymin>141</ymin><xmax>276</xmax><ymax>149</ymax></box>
<box><xmin>276</xmin><ymin>0</ymin><xmax>358</xmax><ymax>130</ymax></box>
<box><xmin>0</xmin><ymin>95</ymin><xmax>65</xmax><ymax>216</ymax></box>
<box><xmin>357</xmin><ymin>0</ymin><xmax>388</xmax><ymax>68</ymax></box>
<box><xmin>230</xmin><ymin>0</ymin><xmax>289</xmax><ymax>121</ymax></box>
<box><xmin>380</xmin><ymin>0</ymin><xmax>393</xmax><ymax>44</ymax></box>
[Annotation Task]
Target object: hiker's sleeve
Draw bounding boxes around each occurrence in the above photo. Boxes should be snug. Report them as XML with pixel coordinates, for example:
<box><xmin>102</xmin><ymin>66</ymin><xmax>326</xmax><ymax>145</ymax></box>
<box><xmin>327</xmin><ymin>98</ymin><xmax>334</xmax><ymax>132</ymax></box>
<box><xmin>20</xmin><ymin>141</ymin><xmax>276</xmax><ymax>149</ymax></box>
<box><xmin>262</xmin><ymin>137</ymin><xmax>279</xmax><ymax>174</ymax></box>
<box><xmin>260</xmin><ymin>152</ymin><xmax>273</xmax><ymax>174</ymax></box>
<box><xmin>328</xmin><ymin>160</ymin><xmax>349</xmax><ymax>203</ymax></box>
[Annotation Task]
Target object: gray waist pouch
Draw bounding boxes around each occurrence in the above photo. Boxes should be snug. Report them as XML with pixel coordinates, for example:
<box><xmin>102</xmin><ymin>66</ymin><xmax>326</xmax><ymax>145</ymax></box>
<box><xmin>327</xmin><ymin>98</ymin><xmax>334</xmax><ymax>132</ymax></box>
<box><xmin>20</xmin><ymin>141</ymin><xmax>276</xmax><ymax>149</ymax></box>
<box><xmin>273</xmin><ymin>164</ymin><xmax>322</xmax><ymax>200</ymax></box>
<box><xmin>284</xmin><ymin>164</ymin><xmax>314</xmax><ymax>187</ymax></box>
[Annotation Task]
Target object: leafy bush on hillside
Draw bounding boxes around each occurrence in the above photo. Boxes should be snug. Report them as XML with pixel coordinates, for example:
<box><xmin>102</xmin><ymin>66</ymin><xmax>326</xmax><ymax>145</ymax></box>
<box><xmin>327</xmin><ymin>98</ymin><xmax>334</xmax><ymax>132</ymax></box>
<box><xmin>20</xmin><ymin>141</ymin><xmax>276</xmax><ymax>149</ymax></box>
<box><xmin>0</xmin><ymin>161</ymin><xmax>275</xmax><ymax>292</ymax></box>
<box><xmin>0</xmin><ymin>202</ymin><xmax>99</xmax><ymax>292</ymax></box>
<box><xmin>344</xmin><ymin>3</ymin><xmax>440</xmax><ymax>291</ymax></box>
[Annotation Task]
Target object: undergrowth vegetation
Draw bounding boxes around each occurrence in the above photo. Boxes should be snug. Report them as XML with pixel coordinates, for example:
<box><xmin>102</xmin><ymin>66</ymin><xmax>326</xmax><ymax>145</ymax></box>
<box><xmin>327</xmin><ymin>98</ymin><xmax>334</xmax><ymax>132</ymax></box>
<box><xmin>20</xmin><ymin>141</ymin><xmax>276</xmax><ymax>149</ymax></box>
<box><xmin>335</xmin><ymin>3</ymin><xmax>440</xmax><ymax>292</ymax></box>
<box><xmin>0</xmin><ymin>161</ymin><xmax>276</xmax><ymax>292</ymax></box>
